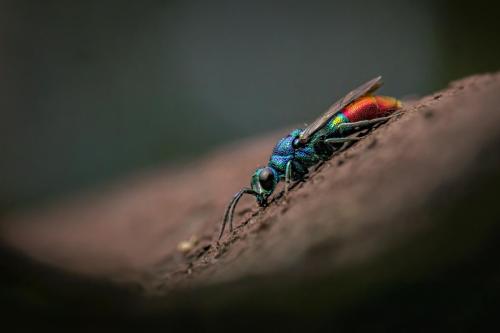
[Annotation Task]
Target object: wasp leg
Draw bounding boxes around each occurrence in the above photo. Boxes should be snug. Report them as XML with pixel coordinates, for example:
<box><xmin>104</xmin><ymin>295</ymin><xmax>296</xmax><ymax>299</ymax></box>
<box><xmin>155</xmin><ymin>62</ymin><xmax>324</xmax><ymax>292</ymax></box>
<box><xmin>285</xmin><ymin>160</ymin><xmax>292</xmax><ymax>195</ymax></box>
<box><xmin>285</xmin><ymin>161</ymin><xmax>308</xmax><ymax>197</ymax></box>
<box><xmin>337</xmin><ymin>113</ymin><xmax>399</xmax><ymax>132</ymax></box>
<box><xmin>324</xmin><ymin>137</ymin><xmax>361</xmax><ymax>144</ymax></box>
<box><xmin>325</xmin><ymin>116</ymin><xmax>395</xmax><ymax>149</ymax></box>
<box><xmin>322</xmin><ymin>136</ymin><xmax>360</xmax><ymax>153</ymax></box>
<box><xmin>313</xmin><ymin>139</ymin><xmax>335</xmax><ymax>160</ymax></box>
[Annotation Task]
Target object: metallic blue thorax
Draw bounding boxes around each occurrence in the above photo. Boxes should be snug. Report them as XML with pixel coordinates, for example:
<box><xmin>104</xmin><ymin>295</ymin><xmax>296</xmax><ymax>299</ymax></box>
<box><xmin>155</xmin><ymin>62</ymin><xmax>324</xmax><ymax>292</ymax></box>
<box><xmin>268</xmin><ymin>128</ymin><xmax>320</xmax><ymax>179</ymax></box>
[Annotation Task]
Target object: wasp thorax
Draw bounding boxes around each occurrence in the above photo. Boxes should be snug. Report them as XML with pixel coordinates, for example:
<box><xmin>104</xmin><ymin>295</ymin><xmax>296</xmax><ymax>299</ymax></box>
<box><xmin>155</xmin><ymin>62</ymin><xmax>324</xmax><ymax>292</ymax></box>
<box><xmin>259</xmin><ymin>167</ymin><xmax>275</xmax><ymax>191</ymax></box>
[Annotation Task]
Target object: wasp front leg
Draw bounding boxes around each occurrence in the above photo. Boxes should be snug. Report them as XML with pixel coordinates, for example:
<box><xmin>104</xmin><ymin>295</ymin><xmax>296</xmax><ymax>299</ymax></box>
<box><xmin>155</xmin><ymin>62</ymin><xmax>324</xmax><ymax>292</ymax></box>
<box><xmin>284</xmin><ymin>160</ymin><xmax>309</xmax><ymax>197</ymax></box>
<box><xmin>283</xmin><ymin>160</ymin><xmax>291</xmax><ymax>196</ymax></box>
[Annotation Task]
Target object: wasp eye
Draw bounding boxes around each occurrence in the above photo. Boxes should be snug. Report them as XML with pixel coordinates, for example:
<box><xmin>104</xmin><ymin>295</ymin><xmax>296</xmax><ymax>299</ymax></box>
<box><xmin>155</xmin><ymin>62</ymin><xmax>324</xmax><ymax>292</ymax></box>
<box><xmin>259</xmin><ymin>167</ymin><xmax>275</xmax><ymax>191</ymax></box>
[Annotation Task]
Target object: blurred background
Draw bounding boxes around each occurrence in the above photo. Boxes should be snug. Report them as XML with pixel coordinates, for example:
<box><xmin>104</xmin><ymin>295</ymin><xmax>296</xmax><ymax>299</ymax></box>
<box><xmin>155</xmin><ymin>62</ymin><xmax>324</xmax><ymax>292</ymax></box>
<box><xmin>0</xmin><ymin>0</ymin><xmax>498</xmax><ymax>213</ymax></box>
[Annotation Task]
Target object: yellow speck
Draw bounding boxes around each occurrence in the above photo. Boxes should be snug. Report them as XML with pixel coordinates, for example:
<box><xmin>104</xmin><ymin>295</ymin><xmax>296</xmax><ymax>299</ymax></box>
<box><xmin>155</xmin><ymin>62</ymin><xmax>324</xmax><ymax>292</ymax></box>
<box><xmin>177</xmin><ymin>235</ymin><xmax>199</xmax><ymax>253</ymax></box>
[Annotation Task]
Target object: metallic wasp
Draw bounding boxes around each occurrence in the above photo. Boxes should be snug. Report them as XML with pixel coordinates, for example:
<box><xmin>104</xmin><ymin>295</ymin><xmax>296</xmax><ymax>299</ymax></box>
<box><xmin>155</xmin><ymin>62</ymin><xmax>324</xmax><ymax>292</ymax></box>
<box><xmin>219</xmin><ymin>76</ymin><xmax>402</xmax><ymax>240</ymax></box>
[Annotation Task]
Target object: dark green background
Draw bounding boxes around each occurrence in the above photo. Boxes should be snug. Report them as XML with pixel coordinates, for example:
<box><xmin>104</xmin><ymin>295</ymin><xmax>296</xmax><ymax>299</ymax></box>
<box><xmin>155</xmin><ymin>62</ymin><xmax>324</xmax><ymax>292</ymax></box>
<box><xmin>1</xmin><ymin>0</ymin><xmax>498</xmax><ymax>212</ymax></box>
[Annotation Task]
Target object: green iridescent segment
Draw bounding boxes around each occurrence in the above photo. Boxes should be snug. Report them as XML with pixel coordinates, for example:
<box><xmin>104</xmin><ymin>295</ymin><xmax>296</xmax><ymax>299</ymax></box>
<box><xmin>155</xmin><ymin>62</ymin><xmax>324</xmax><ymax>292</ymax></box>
<box><xmin>314</xmin><ymin>113</ymin><xmax>349</xmax><ymax>139</ymax></box>
<box><xmin>328</xmin><ymin>113</ymin><xmax>349</xmax><ymax>133</ymax></box>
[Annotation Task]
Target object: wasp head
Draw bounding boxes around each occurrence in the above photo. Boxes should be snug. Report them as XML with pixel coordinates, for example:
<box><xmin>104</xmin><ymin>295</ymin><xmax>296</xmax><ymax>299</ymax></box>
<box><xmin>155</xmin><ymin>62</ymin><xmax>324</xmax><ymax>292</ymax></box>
<box><xmin>218</xmin><ymin>166</ymin><xmax>279</xmax><ymax>241</ymax></box>
<box><xmin>251</xmin><ymin>166</ymin><xmax>278</xmax><ymax>206</ymax></box>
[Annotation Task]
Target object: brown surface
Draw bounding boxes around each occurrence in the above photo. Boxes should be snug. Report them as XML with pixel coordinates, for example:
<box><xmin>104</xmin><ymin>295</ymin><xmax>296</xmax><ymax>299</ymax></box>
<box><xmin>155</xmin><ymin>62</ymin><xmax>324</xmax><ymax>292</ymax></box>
<box><xmin>2</xmin><ymin>72</ymin><xmax>500</xmax><ymax>295</ymax></box>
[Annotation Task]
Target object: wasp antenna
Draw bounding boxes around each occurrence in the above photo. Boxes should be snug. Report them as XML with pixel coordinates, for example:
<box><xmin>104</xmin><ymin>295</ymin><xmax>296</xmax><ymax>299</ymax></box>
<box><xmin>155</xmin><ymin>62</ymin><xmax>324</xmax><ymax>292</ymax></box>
<box><xmin>218</xmin><ymin>188</ymin><xmax>257</xmax><ymax>241</ymax></box>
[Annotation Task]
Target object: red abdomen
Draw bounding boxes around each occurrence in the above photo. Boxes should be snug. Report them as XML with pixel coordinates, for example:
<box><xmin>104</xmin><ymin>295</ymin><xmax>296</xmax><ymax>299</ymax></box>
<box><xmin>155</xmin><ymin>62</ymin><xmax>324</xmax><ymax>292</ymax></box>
<box><xmin>342</xmin><ymin>96</ymin><xmax>401</xmax><ymax>122</ymax></box>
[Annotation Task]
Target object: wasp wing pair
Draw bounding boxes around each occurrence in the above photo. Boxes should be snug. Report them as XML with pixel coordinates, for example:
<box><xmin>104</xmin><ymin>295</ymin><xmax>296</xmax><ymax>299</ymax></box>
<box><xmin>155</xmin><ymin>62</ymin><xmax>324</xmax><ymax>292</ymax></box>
<box><xmin>298</xmin><ymin>75</ymin><xmax>383</xmax><ymax>144</ymax></box>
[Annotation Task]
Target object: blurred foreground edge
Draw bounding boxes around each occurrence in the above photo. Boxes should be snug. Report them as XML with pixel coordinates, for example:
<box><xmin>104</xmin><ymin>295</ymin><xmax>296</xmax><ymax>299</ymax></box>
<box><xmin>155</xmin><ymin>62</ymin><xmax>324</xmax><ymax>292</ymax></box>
<box><xmin>2</xmin><ymin>72</ymin><xmax>500</xmax><ymax>331</ymax></box>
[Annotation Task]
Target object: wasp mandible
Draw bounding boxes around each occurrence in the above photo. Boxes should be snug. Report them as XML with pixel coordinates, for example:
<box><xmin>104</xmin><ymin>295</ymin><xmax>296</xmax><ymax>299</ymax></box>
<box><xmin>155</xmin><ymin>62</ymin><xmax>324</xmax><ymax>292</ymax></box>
<box><xmin>219</xmin><ymin>76</ymin><xmax>402</xmax><ymax>240</ymax></box>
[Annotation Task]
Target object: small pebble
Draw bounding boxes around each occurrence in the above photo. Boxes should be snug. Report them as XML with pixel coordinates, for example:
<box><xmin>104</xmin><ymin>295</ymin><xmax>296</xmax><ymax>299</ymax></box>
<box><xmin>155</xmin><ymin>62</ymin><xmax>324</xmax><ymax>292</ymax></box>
<box><xmin>177</xmin><ymin>235</ymin><xmax>199</xmax><ymax>253</ymax></box>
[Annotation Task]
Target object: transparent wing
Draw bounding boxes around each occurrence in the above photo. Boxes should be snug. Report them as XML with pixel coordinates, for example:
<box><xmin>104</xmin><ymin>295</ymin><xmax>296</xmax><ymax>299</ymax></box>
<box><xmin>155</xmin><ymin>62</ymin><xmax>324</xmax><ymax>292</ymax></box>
<box><xmin>298</xmin><ymin>76</ymin><xmax>383</xmax><ymax>144</ymax></box>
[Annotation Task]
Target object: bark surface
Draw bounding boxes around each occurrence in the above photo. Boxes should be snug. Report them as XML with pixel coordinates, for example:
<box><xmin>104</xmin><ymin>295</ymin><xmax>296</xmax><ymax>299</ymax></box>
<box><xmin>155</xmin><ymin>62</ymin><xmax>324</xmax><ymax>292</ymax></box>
<box><xmin>2</xmin><ymin>72</ymin><xmax>500</xmax><ymax>330</ymax></box>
